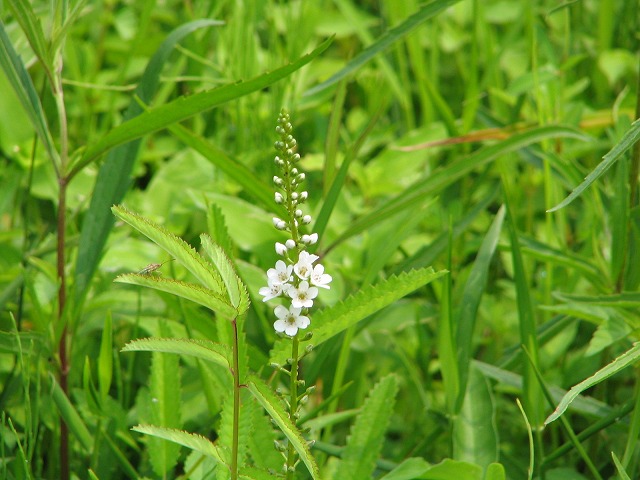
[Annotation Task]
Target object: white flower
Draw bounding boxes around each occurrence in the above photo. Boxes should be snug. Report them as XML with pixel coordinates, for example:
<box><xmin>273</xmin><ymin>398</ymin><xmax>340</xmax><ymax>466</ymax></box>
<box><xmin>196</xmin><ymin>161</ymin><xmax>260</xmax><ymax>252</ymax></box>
<box><xmin>267</xmin><ymin>260</ymin><xmax>293</xmax><ymax>285</ymax></box>
<box><xmin>273</xmin><ymin>305</ymin><xmax>310</xmax><ymax>336</ymax></box>
<box><xmin>288</xmin><ymin>281</ymin><xmax>318</xmax><ymax>308</ymax></box>
<box><xmin>294</xmin><ymin>251</ymin><xmax>319</xmax><ymax>279</ymax></box>
<box><xmin>285</xmin><ymin>239</ymin><xmax>296</xmax><ymax>250</ymax></box>
<box><xmin>259</xmin><ymin>279</ymin><xmax>289</xmax><ymax>302</ymax></box>
<box><xmin>275</xmin><ymin>242</ymin><xmax>288</xmax><ymax>256</ymax></box>
<box><xmin>310</xmin><ymin>264</ymin><xmax>332</xmax><ymax>289</ymax></box>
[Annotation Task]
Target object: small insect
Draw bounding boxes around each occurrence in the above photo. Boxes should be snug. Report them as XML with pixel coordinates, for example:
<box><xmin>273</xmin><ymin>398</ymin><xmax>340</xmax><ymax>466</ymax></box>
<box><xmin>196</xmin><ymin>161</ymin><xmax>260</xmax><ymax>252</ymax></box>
<box><xmin>137</xmin><ymin>259</ymin><xmax>172</xmax><ymax>275</ymax></box>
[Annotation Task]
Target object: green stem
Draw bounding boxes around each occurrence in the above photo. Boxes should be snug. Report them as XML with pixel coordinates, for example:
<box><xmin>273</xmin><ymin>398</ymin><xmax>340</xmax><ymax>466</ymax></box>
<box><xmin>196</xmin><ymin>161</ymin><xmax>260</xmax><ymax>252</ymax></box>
<box><xmin>231</xmin><ymin>317</ymin><xmax>240</xmax><ymax>480</ymax></box>
<box><xmin>285</xmin><ymin>336</ymin><xmax>300</xmax><ymax>479</ymax></box>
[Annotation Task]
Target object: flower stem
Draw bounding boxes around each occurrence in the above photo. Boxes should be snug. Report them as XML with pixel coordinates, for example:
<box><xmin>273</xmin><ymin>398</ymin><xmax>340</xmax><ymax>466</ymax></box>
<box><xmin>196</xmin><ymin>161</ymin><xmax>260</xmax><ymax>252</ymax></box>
<box><xmin>231</xmin><ymin>317</ymin><xmax>240</xmax><ymax>480</ymax></box>
<box><xmin>285</xmin><ymin>336</ymin><xmax>300</xmax><ymax>479</ymax></box>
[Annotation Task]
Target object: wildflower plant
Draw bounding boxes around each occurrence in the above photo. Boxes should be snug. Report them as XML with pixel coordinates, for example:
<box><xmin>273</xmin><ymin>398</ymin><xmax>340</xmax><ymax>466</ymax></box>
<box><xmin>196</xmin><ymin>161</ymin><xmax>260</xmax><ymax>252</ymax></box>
<box><xmin>259</xmin><ymin>109</ymin><xmax>332</xmax><ymax>476</ymax></box>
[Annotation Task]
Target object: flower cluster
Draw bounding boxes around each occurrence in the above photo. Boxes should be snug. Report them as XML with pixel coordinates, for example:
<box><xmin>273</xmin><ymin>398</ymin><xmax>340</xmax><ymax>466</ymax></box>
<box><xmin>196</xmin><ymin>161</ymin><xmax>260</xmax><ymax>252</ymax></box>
<box><xmin>259</xmin><ymin>110</ymin><xmax>332</xmax><ymax>337</ymax></box>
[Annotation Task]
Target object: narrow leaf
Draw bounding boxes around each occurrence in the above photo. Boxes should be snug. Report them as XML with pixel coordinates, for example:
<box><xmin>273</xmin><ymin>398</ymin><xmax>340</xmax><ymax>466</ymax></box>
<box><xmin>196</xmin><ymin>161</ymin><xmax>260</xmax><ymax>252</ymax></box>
<box><xmin>115</xmin><ymin>273</ymin><xmax>236</xmax><ymax>319</ymax></box>
<box><xmin>6</xmin><ymin>0</ymin><xmax>52</xmax><ymax>71</ymax></box>
<box><xmin>247</xmin><ymin>374</ymin><xmax>320</xmax><ymax>479</ymax></box>
<box><xmin>121</xmin><ymin>337</ymin><xmax>231</xmax><ymax>370</ymax></box>
<box><xmin>49</xmin><ymin>375</ymin><xmax>93</xmax><ymax>451</ymax></box>
<box><xmin>98</xmin><ymin>312</ymin><xmax>113</xmax><ymax>401</ymax></box>
<box><xmin>270</xmin><ymin>268</ymin><xmax>447</xmax><ymax>365</ymax></box>
<box><xmin>132</xmin><ymin>424</ymin><xmax>225</xmax><ymax>464</ymax></box>
<box><xmin>545</xmin><ymin>342</ymin><xmax>640</xmax><ymax>425</ymax></box>
<box><xmin>305</xmin><ymin>0</ymin><xmax>462</xmax><ymax>96</ymax></box>
<box><xmin>0</xmin><ymin>20</ymin><xmax>58</xmax><ymax>165</ymax></box>
<box><xmin>548</xmin><ymin>118</ymin><xmax>640</xmax><ymax>212</ymax></box>
<box><xmin>335</xmin><ymin>375</ymin><xmax>399</xmax><ymax>480</ymax></box>
<box><xmin>455</xmin><ymin>206</ymin><xmax>505</xmax><ymax>411</ymax></box>
<box><xmin>78</xmin><ymin>37</ymin><xmax>333</xmax><ymax>169</ymax></box>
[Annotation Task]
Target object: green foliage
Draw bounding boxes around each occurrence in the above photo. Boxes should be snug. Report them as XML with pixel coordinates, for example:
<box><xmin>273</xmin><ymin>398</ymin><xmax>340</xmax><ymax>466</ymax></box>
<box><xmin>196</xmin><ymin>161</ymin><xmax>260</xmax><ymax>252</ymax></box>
<box><xmin>2</xmin><ymin>0</ymin><xmax>640</xmax><ymax>478</ymax></box>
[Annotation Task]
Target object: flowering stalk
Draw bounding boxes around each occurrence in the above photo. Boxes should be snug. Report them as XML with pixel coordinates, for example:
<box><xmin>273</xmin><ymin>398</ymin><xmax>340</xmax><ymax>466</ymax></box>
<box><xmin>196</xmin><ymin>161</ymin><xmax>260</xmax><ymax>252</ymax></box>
<box><xmin>259</xmin><ymin>109</ymin><xmax>332</xmax><ymax>476</ymax></box>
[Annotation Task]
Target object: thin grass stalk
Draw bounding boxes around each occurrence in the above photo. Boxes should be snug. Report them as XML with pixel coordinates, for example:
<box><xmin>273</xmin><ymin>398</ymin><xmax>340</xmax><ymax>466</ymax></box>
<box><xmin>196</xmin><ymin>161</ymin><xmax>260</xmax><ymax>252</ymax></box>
<box><xmin>616</xmin><ymin>55</ymin><xmax>640</xmax><ymax>292</ymax></box>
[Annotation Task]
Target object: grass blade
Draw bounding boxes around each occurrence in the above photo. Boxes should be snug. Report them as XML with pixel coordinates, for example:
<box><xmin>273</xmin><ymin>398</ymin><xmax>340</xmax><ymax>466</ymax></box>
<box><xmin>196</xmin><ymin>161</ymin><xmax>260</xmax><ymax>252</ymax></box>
<box><xmin>548</xmin><ymin>118</ymin><xmax>640</xmax><ymax>212</ymax></box>
<box><xmin>304</xmin><ymin>0</ymin><xmax>462</xmax><ymax>96</ymax></box>
<box><xmin>455</xmin><ymin>206</ymin><xmax>505</xmax><ymax>412</ymax></box>
<box><xmin>545</xmin><ymin>342</ymin><xmax>640</xmax><ymax>425</ymax></box>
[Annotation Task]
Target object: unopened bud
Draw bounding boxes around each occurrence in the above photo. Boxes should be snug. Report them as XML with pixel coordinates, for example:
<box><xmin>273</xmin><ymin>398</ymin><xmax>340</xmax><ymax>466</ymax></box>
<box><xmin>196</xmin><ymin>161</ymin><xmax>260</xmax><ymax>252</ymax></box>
<box><xmin>285</xmin><ymin>239</ymin><xmax>296</xmax><ymax>250</ymax></box>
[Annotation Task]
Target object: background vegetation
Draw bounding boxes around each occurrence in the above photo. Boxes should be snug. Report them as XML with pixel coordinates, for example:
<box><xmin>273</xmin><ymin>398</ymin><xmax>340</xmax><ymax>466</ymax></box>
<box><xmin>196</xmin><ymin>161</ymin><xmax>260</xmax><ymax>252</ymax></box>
<box><xmin>1</xmin><ymin>0</ymin><xmax>639</xmax><ymax>479</ymax></box>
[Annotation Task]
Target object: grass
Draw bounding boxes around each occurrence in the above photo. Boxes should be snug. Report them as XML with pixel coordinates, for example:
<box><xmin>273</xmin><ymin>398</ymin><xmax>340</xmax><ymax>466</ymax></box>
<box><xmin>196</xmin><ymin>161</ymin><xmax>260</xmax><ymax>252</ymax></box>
<box><xmin>1</xmin><ymin>0</ymin><xmax>639</xmax><ymax>479</ymax></box>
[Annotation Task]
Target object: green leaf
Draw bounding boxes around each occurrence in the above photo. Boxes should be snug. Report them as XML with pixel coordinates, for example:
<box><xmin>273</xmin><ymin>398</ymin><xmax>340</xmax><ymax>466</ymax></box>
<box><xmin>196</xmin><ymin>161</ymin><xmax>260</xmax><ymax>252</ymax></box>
<box><xmin>74</xmin><ymin>19</ymin><xmax>224</xmax><ymax>302</ymax></box>
<box><xmin>200</xmin><ymin>234</ymin><xmax>249</xmax><ymax>314</ymax></box>
<box><xmin>548</xmin><ymin>118</ymin><xmax>640</xmax><ymax>212</ymax></box>
<box><xmin>378</xmin><ymin>458</ymin><xmax>431</xmax><ymax>480</ymax></box>
<box><xmin>455</xmin><ymin>206</ymin><xmax>505</xmax><ymax>411</ymax></box>
<box><xmin>121</xmin><ymin>337</ymin><xmax>231</xmax><ymax>370</ymax></box>
<box><xmin>421</xmin><ymin>458</ymin><xmax>483</xmax><ymax>480</ymax></box>
<box><xmin>611</xmin><ymin>451</ymin><xmax>632</xmax><ymax>480</ymax></box>
<box><xmin>484</xmin><ymin>463</ymin><xmax>507</xmax><ymax>480</ymax></box>
<box><xmin>270</xmin><ymin>268</ymin><xmax>447</xmax><ymax>365</ymax></box>
<box><xmin>98</xmin><ymin>312</ymin><xmax>113</xmax><ymax>401</ymax></box>
<box><xmin>0</xmin><ymin>19</ymin><xmax>58</xmax><ymax>165</ymax></box>
<box><xmin>246</xmin><ymin>374</ymin><xmax>320</xmax><ymax>479</ymax></box>
<box><xmin>49</xmin><ymin>375</ymin><xmax>93</xmax><ymax>451</ymax></box>
<box><xmin>115</xmin><ymin>273</ymin><xmax>237</xmax><ymax>319</ymax></box>
<box><xmin>148</xmin><ymin>322</ymin><xmax>181</xmax><ymax>476</ymax></box>
<box><xmin>335</xmin><ymin>375</ymin><xmax>399</xmax><ymax>480</ymax></box>
<box><xmin>5</xmin><ymin>0</ymin><xmax>52</xmax><ymax>74</ymax></box>
<box><xmin>77</xmin><ymin>37</ymin><xmax>333</xmax><ymax>170</ymax></box>
<box><xmin>545</xmin><ymin>342</ymin><xmax>640</xmax><ymax>425</ymax></box>
<box><xmin>132</xmin><ymin>424</ymin><xmax>225</xmax><ymax>464</ymax></box>
<box><xmin>305</xmin><ymin>0</ymin><xmax>462</xmax><ymax>96</ymax></box>
<box><xmin>112</xmin><ymin>205</ymin><xmax>227</xmax><ymax>294</ymax></box>
<box><xmin>452</xmin><ymin>365</ymin><xmax>498</xmax><ymax>468</ymax></box>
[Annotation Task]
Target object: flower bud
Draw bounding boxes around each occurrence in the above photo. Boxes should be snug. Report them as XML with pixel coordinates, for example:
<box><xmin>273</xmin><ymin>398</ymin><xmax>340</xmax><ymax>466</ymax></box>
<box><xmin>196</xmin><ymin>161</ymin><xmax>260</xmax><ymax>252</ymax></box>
<box><xmin>275</xmin><ymin>242</ymin><xmax>287</xmax><ymax>255</ymax></box>
<box><xmin>299</xmin><ymin>191</ymin><xmax>308</xmax><ymax>201</ymax></box>
<box><xmin>285</xmin><ymin>239</ymin><xmax>296</xmax><ymax>250</ymax></box>
<box><xmin>295</xmin><ymin>209</ymin><xmax>303</xmax><ymax>217</ymax></box>
<box><xmin>274</xmin><ymin>192</ymin><xmax>283</xmax><ymax>203</ymax></box>
<box><xmin>302</xmin><ymin>215</ymin><xmax>312</xmax><ymax>224</ymax></box>
<box><xmin>291</xmin><ymin>192</ymin><xmax>299</xmax><ymax>200</ymax></box>
<box><xmin>273</xmin><ymin>176</ymin><xmax>283</xmax><ymax>186</ymax></box>
<box><xmin>297</xmin><ymin>173</ymin><xmax>306</xmax><ymax>182</ymax></box>
<box><xmin>292</xmin><ymin>153</ymin><xmax>301</xmax><ymax>162</ymax></box>
<box><xmin>308</xmin><ymin>233</ymin><xmax>318</xmax><ymax>244</ymax></box>
<box><xmin>272</xmin><ymin>217</ymin><xmax>282</xmax><ymax>227</ymax></box>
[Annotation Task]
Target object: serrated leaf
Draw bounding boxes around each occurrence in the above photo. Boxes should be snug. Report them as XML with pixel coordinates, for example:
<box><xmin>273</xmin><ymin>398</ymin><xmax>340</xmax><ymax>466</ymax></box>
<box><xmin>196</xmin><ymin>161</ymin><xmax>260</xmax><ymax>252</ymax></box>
<box><xmin>335</xmin><ymin>375</ymin><xmax>399</xmax><ymax>480</ymax></box>
<box><xmin>545</xmin><ymin>342</ymin><xmax>640</xmax><ymax>425</ymax></box>
<box><xmin>270</xmin><ymin>268</ymin><xmax>447</xmax><ymax>365</ymax></box>
<box><xmin>115</xmin><ymin>273</ymin><xmax>236</xmax><ymax>319</ymax></box>
<box><xmin>149</xmin><ymin>324</ymin><xmax>181</xmax><ymax>476</ymax></box>
<box><xmin>112</xmin><ymin>205</ymin><xmax>228</xmax><ymax>296</ymax></box>
<box><xmin>132</xmin><ymin>425</ymin><xmax>225</xmax><ymax>464</ymax></box>
<box><xmin>121</xmin><ymin>337</ymin><xmax>231</xmax><ymax>370</ymax></box>
<box><xmin>200</xmin><ymin>234</ymin><xmax>249</xmax><ymax>314</ymax></box>
<box><xmin>247</xmin><ymin>374</ymin><xmax>320</xmax><ymax>479</ymax></box>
